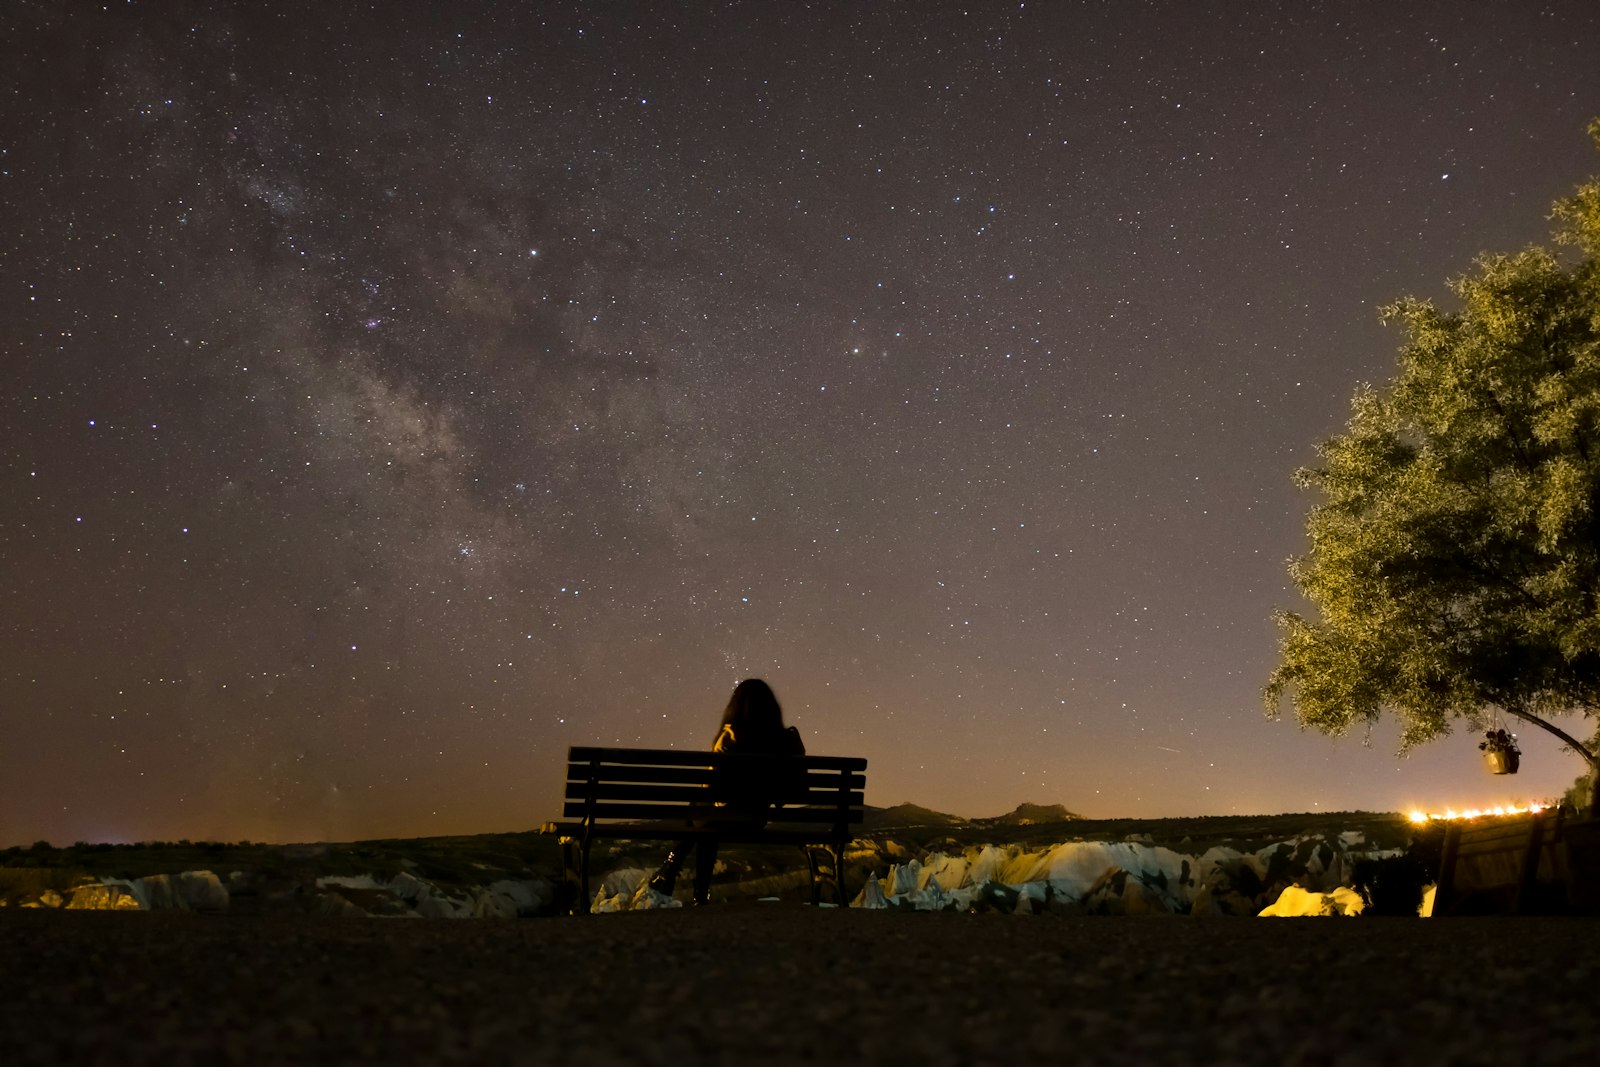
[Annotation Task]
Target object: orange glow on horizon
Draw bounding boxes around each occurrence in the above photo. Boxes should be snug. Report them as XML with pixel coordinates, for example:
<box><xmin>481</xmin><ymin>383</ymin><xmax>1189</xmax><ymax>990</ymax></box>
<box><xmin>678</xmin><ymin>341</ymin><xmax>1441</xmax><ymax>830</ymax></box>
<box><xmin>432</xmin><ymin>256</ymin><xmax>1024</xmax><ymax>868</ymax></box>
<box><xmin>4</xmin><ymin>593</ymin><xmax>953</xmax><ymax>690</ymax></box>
<box><xmin>1406</xmin><ymin>802</ymin><xmax>1545</xmax><ymax>824</ymax></box>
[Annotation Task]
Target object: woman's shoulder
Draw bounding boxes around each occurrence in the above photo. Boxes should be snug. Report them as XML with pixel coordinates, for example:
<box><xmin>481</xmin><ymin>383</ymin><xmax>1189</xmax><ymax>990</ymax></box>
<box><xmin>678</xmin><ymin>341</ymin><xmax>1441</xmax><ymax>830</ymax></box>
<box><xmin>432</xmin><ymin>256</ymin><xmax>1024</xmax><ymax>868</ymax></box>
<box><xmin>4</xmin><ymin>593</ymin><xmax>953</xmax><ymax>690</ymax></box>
<box><xmin>714</xmin><ymin>723</ymin><xmax>804</xmax><ymax>756</ymax></box>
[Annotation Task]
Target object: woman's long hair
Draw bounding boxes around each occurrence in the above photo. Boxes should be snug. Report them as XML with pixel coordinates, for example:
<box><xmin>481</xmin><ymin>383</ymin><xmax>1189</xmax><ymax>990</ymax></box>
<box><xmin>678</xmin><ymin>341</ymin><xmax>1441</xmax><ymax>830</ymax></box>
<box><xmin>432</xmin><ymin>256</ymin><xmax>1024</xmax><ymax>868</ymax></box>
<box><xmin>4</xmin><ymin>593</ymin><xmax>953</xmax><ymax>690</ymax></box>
<box><xmin>717</xmin><ymin>678</ymin><xmax>784</xmax><ymax>744</ymax></box>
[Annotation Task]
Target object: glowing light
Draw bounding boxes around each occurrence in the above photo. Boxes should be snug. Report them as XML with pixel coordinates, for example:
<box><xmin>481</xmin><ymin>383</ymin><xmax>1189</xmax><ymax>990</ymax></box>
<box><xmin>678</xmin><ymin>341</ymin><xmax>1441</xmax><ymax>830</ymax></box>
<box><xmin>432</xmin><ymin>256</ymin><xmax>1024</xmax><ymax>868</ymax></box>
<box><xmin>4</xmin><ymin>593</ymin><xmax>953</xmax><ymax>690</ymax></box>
<box><xmin>1406</xmin><ymin>802</ymin><xmax>1546</xmax><ymax>823</ymax></box>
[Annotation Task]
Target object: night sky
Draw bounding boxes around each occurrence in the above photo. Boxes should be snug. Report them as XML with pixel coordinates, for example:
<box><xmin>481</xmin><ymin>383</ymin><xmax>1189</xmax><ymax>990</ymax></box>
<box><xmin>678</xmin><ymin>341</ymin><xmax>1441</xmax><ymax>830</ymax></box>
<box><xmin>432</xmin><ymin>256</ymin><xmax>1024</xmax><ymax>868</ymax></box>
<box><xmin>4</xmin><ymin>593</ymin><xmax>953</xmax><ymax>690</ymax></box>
<box><xmin>5</xmin><ymin>2</ymin><xmax>1600</xmax><ymax>847</ymax></box>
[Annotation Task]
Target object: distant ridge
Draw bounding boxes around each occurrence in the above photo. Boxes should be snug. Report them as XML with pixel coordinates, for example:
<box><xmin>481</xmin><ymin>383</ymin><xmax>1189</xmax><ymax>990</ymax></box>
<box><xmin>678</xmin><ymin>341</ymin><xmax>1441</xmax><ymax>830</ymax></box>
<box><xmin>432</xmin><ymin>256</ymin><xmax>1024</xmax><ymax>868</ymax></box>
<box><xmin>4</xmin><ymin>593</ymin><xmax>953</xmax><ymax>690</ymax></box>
<box><xmin>861</xmin><ymin>801</ymin><xmax>1083</xmax><ymax>831</ymax></box>
<box><xmin>977</xmin><ymin>802</ymin><xmax>1083</xmax><ymax>826</ymax></box>
<box><xmin>862</xmin><ymin>802</ymin><xmax>968</xmax><ymax>831</ymax></box>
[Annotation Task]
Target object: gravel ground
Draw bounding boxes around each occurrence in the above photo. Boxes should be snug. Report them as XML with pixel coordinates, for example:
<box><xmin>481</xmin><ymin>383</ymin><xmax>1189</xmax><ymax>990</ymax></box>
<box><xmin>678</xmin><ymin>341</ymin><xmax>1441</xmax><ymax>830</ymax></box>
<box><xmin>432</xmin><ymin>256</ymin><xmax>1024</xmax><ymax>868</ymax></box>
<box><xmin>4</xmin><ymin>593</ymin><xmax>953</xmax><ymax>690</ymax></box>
<box><xmin>3</xmin><ymin>907</ymin><xmax>1597</xmax><ymax>1065</ymax></box>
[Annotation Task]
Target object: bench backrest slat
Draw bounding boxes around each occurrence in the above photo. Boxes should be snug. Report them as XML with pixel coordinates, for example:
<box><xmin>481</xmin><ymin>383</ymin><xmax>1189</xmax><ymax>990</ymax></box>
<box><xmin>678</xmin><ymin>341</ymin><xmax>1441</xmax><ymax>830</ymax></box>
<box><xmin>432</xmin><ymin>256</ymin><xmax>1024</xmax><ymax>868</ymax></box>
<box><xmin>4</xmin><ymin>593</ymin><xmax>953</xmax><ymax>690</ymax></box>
<box><xmin>563</xmin><ymin>801</ymin><xmax>866</xmax><ymax>824</ymax></box>
<box><xmin>565</xmin><ymin>767</ymin><xmax>866</xmax><ymax>791</ymax></box>
<box><xmin>564</xmin><ymin>781</ymin><xmax>864</xmax><ymax>806</ymax></box>
<box><xmin>568</xmin><ymin>746</ymin><xmax>866</xmax><ymax>773</ymax></box>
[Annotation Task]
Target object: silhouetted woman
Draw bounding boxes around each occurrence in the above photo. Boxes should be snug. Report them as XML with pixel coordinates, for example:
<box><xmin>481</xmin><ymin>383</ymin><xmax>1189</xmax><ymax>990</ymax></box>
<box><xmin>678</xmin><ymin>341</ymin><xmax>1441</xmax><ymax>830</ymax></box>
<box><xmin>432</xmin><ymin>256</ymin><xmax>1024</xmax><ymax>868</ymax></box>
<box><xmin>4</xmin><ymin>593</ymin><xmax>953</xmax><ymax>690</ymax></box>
<box><xmin>648</xmin><ymin>678</ymin><xmax>805</xmax><ymax>904</ymax></box>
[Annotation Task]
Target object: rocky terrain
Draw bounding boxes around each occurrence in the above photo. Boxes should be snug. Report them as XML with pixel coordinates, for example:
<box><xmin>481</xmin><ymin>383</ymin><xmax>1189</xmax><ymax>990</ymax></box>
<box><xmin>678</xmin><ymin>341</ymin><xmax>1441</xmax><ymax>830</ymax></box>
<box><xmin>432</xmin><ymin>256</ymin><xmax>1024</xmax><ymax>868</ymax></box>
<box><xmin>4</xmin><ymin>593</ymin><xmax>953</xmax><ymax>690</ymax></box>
<box><xmin>0</xmin><ymin>829</ymin><xmax>559</xmax><ymax>918</ymax></box>
<box><xmin>1</xmin><ymin>806</ymin><xmax>1430</xmax><ymax>918</ymax></box>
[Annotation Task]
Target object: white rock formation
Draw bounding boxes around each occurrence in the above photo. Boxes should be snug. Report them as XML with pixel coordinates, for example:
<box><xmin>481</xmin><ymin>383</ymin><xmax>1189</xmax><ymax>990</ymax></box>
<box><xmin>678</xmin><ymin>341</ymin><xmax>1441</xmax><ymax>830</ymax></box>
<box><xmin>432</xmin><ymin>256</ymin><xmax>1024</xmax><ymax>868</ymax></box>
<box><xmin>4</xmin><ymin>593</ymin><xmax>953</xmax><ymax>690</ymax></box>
<box><xmin>65</xmin><ymin>883</ymin><xmax>141</xmax><ymax>910</ymax></box>
<box><xmin>176</xmin><ymin>871</ymin><xmax>229</xmax><ymax>911</ymax></box>
<box><xmin>852</xmin><ymin>873</ymin><xmax>888</xmax><ymax>910</ymax></box>
<box><xmin>1259</xmin><ymin>885</ymin><xmax>1366</xmax><ymax>917</ymax></box>
<box><xmin>478</xmin><ymin>879</ymin><xmax>549</xmax><ymax>917</ymax></box>
<box><xmin>849</xmin><ymin>833</ymin><xmax>1400</xmax><ymax>915</ymax></box>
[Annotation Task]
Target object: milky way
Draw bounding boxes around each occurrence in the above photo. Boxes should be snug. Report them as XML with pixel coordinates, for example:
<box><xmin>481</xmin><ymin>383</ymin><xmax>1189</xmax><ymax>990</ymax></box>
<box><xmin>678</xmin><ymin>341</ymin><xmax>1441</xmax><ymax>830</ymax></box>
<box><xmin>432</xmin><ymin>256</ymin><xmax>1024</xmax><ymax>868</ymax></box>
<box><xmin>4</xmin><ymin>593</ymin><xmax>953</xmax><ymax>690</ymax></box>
<box><xmin>5</xmin><ymin>1</ymin><xmax>1600</xmax><ymax>844</ymax></box>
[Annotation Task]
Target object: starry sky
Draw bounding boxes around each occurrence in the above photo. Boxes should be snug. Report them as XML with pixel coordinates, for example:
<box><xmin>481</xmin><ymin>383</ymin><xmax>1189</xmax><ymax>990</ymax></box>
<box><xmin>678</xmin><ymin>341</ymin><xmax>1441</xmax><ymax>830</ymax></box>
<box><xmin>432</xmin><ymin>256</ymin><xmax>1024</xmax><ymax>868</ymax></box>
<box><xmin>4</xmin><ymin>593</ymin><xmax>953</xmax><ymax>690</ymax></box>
<box><xmin>5</xmin><ymin>1</ymin><xmax>1600</xmax><ymax>847</ymax></box>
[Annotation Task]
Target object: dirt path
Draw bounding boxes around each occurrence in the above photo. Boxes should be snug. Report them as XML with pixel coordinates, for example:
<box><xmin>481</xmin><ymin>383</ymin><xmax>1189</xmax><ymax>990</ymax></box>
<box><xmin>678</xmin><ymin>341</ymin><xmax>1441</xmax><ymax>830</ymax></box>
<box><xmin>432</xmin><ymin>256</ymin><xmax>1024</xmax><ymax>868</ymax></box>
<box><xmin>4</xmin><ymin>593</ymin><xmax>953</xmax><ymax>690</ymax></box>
<box><xmin>3</xmin><ymin>907</ymin><xmax>1595</xmax><ymax>1065</ymax></box>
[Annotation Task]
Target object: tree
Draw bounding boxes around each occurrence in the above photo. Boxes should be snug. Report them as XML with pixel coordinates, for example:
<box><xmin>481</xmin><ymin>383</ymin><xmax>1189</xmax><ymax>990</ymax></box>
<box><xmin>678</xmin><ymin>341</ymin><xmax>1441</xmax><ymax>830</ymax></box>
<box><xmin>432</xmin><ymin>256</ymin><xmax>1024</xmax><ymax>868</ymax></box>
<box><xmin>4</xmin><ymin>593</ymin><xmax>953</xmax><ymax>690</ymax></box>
<box><xmin>1266</xmin><ymin>121</ymin><xmax>1600</xmax><ymax>810</ymax></box>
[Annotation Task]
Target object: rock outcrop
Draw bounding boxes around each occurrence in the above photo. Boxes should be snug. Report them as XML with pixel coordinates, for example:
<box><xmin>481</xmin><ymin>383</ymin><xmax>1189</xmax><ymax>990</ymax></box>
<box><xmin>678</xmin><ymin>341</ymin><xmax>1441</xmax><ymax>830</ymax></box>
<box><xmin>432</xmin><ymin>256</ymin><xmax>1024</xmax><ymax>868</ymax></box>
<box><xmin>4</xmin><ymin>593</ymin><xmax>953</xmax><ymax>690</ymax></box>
<box><xmin>576</xmin><ymin>831</ymin><xmax>1401</xmax><ymax>915</ymax></box>
<box><xmin>3</xmin><ymin>867</ymin><xmax>549</xmax><ymax>918</ymax></box>
<box><xmin>1259</xmin><ymin>885</ymin><xmax>1366</xmax><ymax>917</ymax></box>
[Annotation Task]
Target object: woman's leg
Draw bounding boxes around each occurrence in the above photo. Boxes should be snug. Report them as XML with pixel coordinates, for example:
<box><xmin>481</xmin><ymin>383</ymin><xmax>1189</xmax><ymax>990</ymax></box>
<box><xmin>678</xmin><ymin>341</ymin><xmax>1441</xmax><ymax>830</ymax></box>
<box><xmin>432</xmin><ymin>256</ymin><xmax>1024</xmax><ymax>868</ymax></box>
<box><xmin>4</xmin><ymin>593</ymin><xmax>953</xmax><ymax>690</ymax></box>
<box><xmin>649</xmin><ymin>839</ymin><xmax>695</xmax><ymax>894</ymax></box>
<box><xmin>693</xmin><ymin>838</ymin><xmax>718</xmax><ymax>905</ymax></box>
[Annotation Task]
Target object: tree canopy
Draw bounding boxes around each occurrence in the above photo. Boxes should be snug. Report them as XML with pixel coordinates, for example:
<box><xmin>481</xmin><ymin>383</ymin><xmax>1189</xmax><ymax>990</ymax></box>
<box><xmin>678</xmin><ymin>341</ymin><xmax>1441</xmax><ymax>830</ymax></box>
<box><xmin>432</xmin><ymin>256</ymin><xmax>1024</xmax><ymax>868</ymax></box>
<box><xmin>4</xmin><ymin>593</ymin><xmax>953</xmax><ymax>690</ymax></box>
<box><xmin>1266</xmin><ymin>122</ymin><xmax>1600</xmax><ymax>793</ymax></box>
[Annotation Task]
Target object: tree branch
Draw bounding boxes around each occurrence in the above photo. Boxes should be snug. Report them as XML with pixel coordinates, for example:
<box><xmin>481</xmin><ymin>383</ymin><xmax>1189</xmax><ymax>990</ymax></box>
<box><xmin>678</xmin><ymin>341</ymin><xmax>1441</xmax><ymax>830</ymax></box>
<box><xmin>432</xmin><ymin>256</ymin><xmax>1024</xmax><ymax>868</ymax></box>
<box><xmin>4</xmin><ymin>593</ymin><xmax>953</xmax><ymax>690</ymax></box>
<box><xmin>1502</xmin><ymin>705</ymin><xmax>1600</xmax><ymax>769</ymax></box>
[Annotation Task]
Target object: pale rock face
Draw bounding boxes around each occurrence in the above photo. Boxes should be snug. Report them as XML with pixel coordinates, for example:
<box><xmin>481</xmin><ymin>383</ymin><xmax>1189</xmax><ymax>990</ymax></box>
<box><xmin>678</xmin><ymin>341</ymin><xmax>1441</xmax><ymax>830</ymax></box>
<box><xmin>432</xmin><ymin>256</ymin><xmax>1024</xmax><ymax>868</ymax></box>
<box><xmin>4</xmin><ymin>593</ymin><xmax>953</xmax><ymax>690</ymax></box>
<box><xmin>947</xmin><ymin>886</ymin><xmax>984</xmax><ymax>912</ymax></box>
<box><xmin>66</xmin><ymin>884</ymin><xmax>141</xmax><ymax>910</ymax></box>
<box><xmin>966</xmin><ymin>879</ymin><xmax>1018</xmax><ymax>913</ymax></box>
<box><xmin>1189</xmin><ymin>884</ymin><xmax>1218</xmax><ymax>917</ymax></box>
<box><xmin>134</xmin><ymin>875</ymin><xmax>187</xmax><ymax>911</ymax></box>
<box><xmin>591</xmin><ymin>870</ymin><xmax>647</xmax><ymax>913</ymax></box>
<box><xmin>844</xmin><ymin>843</ymin><xmax>881</xmax><ymax>863</ymax></box>
<box><xmin>851</xmin><ymin>873</ymin><xmax>888</xmax><ymax>909</ymax></box>
<box><xmin>577</xmin><ymin>830</ymin><xmax>1399</xmax><ymax>915</ymax></box>
<box><xmin>177</xmin><ymin>870</ymin><xmax>229</xmax><ymax>911</ymax></box>
<box><xmin>316</xmin><ymin>890</ymin><xmax>367</xmax><ymax>917</ymax></box>
<box><xmin>317</xmin><ymin>874</ymin><xmax>385</xmax><ymax>892</ymax></box>
<box><xmin>1259</xmin><ymin>885</ymin><xmax>1366</xmax><ymax>917</ymax></box>
<box><xmin>470</xmin><ymin>889</ymin><xmax>519</xmax><ymax>919</ymax></box>
<box><xmin>883</xmin><ymin>860</ymin><xmax>921</xmax><ymax>897</ymax></box>
<box><xmin>920</xmin><ymin>853</ymin><xmax>969</xmax><ymax>892</ymax></box>
<box><xmin>966</xmin><ymin>844</ymin><xmax>1011</xmax><ymax>887</ymax></box>
<box><xmin>415</xmin><ymin>890</ymin><xmax>474</xmax><ymax>919</ymax></box>
<box><xmin>312</xmin><ymin>871</ymin><xmax>485</xmax><ymax>918</ymax></box>
<box><xmin>54</xmin><ymin>828</ymin><xmax>1392</xmax><ymax>918</ymax></box>
<box><xmin>1079</xmin><ymin>867</ymin><xmax>1168</xmax><ymax>915</ymax></box>
<box><xmin>470</xmin><ymin>880</ymin><xmax>548</xmax><ymax>919</ymax></box>
<box><xmin>907</xmin><ymin>876</ymin><xmax>951</xmax><ymax>911</ymax></box>
<box><xmin>482</xmin><ymin>879</ymin><xmax>549</xmax><ymax>917</ymax></box>
<box><xmin>586</xmin><ymin>870</ymin><xmax>680</xmax><ymax>912</ymax></box>
<box><xmin>120</xmin><ymin>871</ymin><xmax>227</xmax><ymax>912</ymax></box>
<box><xmin>387</xmin><ymin>872</ymin><xmax>427</xmax><ymax>901</ymax></box>
<box><xmin>99</xmin><ymin>878</ymin><xmax>148</xmax><ymax>909</ymax></box>
<box><xmin>590</xmin><ymin>889</ymin><xmax>624</xmax><ymax>913</ymax></box>
<box><xmin>1037</xmin><ymin>841</ymin><xmax>1195</xmax><ymax>907</ymax></box>
<box><xmin>853</xmin><ymin>832</ymin><xmax>1400</xmax><ymax>914</ymax></box>
<box><xmin>599</xmin><ymin>868</ymin><xmax>650</xmax><ymax>900</ymax></box>
<box><xmin>628</xmin><ymin>879</ymin><xmax>682</xmax><ymax>910</ymax></box>
<box><xmin>1015</xmin><ymin>882</ymin><xmax>1047</xmax><ymax>908</ymax></box>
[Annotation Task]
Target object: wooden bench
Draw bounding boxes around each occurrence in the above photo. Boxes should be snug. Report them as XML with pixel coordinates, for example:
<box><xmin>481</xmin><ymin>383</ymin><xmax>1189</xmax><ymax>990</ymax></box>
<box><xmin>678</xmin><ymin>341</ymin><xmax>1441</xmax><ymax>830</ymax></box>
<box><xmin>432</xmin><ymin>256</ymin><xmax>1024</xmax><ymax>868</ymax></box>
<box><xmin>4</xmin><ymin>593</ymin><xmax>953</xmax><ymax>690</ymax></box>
<box><xmin>545</xmin><ymin>746</ymin><xmax>867</xmax><ymax>914</ymax></box>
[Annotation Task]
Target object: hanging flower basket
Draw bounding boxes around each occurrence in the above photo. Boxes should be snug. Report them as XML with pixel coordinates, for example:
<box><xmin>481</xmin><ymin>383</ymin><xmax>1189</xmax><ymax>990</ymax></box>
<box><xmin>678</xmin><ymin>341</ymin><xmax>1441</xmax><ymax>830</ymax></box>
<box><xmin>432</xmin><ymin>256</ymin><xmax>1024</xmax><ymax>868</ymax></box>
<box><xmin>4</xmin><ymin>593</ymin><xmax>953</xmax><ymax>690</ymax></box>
<box><xmin>1480</xmin><ymin>730</ymin><xmax>1520</xmax><ymax>775</ymax></box>
<box><xmin>1483</xmin><ymin>748</ymin><xmax>1520</xmax><ymax>775</ymax></box>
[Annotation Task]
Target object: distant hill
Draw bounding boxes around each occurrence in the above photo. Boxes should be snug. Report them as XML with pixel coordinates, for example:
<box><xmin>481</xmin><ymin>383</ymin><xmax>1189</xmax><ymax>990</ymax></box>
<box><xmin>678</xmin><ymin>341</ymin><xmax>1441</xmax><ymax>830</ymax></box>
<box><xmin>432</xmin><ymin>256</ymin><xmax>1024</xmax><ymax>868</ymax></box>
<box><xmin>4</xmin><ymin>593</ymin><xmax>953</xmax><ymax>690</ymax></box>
<box><xmin>861</xmin><ymin>802</ymin><xmax>968</xmax><ymax>831</ymax></box>
<box><xmin>862</xmin><ymin>801</ymin><xmax>1083</xmax><ymax>831</ymax></box>
<box><xmin>977</xmin><ymin>802</ymin><xmax>1083</xmax><ymax>826</ymax></box>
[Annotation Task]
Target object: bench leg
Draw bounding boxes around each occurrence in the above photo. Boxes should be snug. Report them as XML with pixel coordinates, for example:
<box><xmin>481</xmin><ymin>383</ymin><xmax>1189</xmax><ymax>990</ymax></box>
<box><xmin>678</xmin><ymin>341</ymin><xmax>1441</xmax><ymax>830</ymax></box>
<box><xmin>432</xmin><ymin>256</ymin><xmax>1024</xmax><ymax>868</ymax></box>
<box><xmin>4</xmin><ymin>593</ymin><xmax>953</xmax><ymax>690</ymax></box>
<box><xmin>803</xmin><ymin>843</ymin><xmax>846</xmax><ymax>906</ymax></box>
<box><xmin>558</xmin><ymin>836</ymin><xmax>588</xmax><ymax>916</ymax></box>
<box><xmin>804</xmin><ymin>847</ymin><xmax>823</xmax><ymax>905</ymax></box>
<box><xmin>566</xmin><ymin>838</ymin><xmax>585</xmax><ymax>915</ymax></box>
<box><xmin>579</xmin><ymin>838</ymin><xmax>593</xmax><ymax>915</ymax></box>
